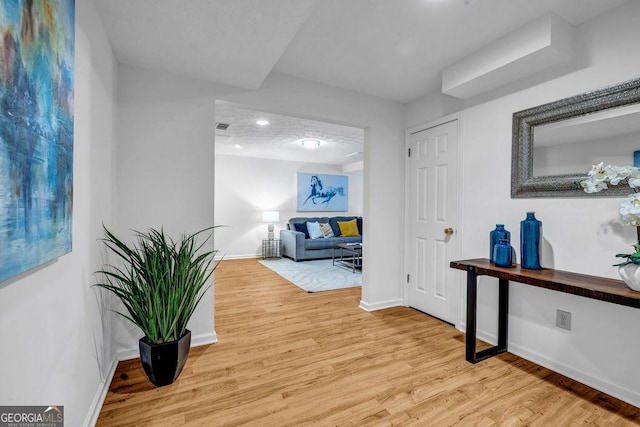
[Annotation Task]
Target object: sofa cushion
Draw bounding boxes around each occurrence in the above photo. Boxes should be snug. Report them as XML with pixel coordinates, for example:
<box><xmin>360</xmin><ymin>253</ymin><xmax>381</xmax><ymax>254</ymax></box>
<box><xmin>320</xmin><ymin>222</ymin><xmax>335</xmax><ymax>238</ymax></box>
<box><xmin>289</xmin><ymin>217</ymin><xmax>329</xmax><ymax>234</ymax></box>
<box><xmin>329</xmin><ymin>216</ymin><xmax>358</xmax><ymax>236</ymax></box>
<box><xmin>293</xmin><ymin>222</ymin><xmax>310</xmax><ymax>239</ymax></box>
<box><xmin>306</xmin><ymin>221</ymin><xmax>324</xmax><ymax>239</ymax></box>
<box><xmin>305</xmin><ymin>236</ymin><xmax>344</xmax><ymax>250</ymax></box>
<box><xmin>338</xmin><ymin>219</ymin><xmax>360</xmax><ymax>237</ymax></box>
<box><xmin>342</xmin><ymin>236</ymin><xmax>362</xmax><ymax>244</ymax></box>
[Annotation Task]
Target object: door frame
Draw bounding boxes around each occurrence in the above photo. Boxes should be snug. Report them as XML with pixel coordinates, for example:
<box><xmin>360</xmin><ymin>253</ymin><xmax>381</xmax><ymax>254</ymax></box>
<box><xmin>403</xmin><ymin>112</ymin><xmax>465</xmax><ymax>330</ymax></box>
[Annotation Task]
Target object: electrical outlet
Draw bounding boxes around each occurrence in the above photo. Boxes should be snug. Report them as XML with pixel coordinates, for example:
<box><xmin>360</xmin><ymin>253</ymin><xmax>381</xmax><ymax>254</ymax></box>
<box><xmin>556</xmin><ymin>309</ymin><xmax>571</xmax><ymax>331</ymax></box>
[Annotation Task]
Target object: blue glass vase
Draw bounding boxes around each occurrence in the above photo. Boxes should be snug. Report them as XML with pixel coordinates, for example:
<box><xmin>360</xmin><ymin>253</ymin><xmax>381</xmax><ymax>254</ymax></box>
<box><xmin>520</xmin><ymin>212</ymin><xmax>542</xmax><ymax>270</ymax></box>
<box><xmin>493</xmin><ymin>239</ymin><xmax>513</xmax><ymax>267</ymax></box>
<box><xmin>489</xmin><ymin>224</ymin><xmax>510</xmax><ymax>264</ymax></box>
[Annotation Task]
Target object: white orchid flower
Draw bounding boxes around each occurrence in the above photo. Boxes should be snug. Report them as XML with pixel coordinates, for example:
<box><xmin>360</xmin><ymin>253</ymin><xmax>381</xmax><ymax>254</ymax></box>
<box><xmin>605</xmin><ymin>165</ymin><xmax>632</xmax><ymax>185</ymax></box>
<box><xmin>588</xmin><ymin>162</ymin><xmax>607</xmax><ymax>180</ymax></box>
<box><xmin>582</xmin><ymin>164</ymin><xmax>640</xmax><ymax>192</ymax></box>
<box><xmin>580</xmin><ymin>178</ymin><xmax>607</xmax><ymax>193</ymax></box>
<box><xmin>628</xmin><ymin>172</ymin><xmax>640</xmax><ymax>189</ymax></box>
<box><xmin>621</xmin><ymin>194</ymin><xmax>640</xmax><ymax>226</ymax></box>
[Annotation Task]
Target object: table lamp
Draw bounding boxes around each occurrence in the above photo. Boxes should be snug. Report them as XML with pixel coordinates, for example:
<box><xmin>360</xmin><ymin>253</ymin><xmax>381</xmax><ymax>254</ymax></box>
<box><xmin>262</xmin><ymin>211</ymin><xmax>280</xmax><ymax>240</ymax></box>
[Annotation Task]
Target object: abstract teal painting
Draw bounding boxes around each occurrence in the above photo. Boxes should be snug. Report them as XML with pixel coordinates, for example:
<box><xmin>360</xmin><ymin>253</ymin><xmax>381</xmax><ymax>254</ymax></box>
<box><xmin>0</xmin><ymin>0</ymin><xmax>75</xmax><ymax>283</ymax></box>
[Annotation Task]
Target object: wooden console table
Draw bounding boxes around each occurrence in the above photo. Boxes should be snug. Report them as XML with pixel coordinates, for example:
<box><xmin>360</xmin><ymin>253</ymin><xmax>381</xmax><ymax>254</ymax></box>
<box><xmin>449</xmin><ymin>258</ymin><xmax>640</xmax><ymax>364</ymax></box>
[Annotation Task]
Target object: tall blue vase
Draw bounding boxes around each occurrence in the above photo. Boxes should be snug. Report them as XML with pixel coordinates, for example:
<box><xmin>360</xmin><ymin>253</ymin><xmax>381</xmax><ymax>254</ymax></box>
<box><xmin>489</xmin><ymin>224</ymin><xmax>510</xmax><ymax>264</ymax></box>
<box><xmin>520</xmin><ymin>212</ymin><xmax>542</xmax><ymax>270</ymax></box>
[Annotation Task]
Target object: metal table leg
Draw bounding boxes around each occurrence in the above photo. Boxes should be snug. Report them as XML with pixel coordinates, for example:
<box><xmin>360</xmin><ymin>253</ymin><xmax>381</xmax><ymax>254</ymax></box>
<box><xmin>465</xmin><ymin>266</ymin><xmax>509</xmax><ymax>363</ymax></box>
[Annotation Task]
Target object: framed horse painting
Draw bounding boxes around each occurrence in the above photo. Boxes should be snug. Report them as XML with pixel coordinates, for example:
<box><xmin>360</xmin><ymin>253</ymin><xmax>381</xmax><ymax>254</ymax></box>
<box><xmin>297</xmin><ymin>173</ymin><xmax>348</xmax><ymax>212</ymax></box>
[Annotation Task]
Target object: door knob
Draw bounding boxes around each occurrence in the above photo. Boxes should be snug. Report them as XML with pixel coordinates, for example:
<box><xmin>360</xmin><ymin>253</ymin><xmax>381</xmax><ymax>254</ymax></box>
<box><xmin>444</xmin><ymin>227</ymin><xmax>454</xmax><ymax>235</ymax></box>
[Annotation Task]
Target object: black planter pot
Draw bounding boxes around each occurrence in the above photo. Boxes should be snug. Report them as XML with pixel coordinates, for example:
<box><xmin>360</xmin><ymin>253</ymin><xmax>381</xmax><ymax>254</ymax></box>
<box><xmin>139</xmin><ymin>330</ymin><xmax>191</xmax><ymax>387</ymax></box>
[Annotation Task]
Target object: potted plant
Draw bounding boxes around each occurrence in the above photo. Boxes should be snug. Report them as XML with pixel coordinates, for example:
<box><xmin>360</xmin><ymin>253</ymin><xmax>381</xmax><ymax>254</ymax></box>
<box><xmin>581</xmin><ymin>162</ymin><xmax>640</xmax><ymax>291</ymax></box>
<box><xmin>613</xmin><ymin>244</ymin><xmax>640</xmax><ymax>291</ymax></box>
<box><xmin>94</xmin><ymin>225</ymin><xmax>219</xmax><ymax>386</ymax></box>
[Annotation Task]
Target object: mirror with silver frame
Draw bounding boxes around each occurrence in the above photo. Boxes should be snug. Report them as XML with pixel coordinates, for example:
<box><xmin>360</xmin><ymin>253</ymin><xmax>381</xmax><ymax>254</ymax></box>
<box><xmin>511</xmin><ymin>77</ymin><xmax>640</xmax><ymax>198</ymax></box>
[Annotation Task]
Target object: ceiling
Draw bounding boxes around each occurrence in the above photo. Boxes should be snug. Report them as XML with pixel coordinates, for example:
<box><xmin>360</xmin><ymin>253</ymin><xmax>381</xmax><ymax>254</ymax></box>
<box><xmin>215</xmin><ymin>103</ymin><xmax>364</xmax><ymax>166</ymax></box>
<box><xmin>94</xmin><ymin>0</ymin><xmax>629</xmax><ymax>164</ymax></box>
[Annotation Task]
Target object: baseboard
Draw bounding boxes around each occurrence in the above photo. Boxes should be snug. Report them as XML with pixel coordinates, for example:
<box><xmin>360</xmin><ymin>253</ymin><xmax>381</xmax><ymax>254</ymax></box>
<box><xmin>116</xmin><ymin>331</ymin><xmax>218</xmax><ymax>361</ymax></box>
<box><xmin>457</xmin><ymin>322</ymin><xmax>640</xmax><ymax>408</ymax></box>
<box><xmin>191</xmin><ymin>331</ymin><xmax>218</xmax><ymax>347</ymax></box>
<box><xmin>218</xmin><ymin>254</ymin><xmax>260</xmax><ymax>260</ymax></box>
<box><xmin>116</xmin><ymin>346</ymin><xmax>140</xmax><ymax>361</ymax></box>
<box><xmin>83</xmin><ymin>357</ymin><xmax>118</xmax><ymax>427</ymax></box>
<box><xmin>458</xmin><ymin>322</ymin><xmax>499</xmax><ymax>345</ymax></box>
<box><xmin>508</xmin><ymin>342</ymin><xmax>640</xmax><ymax>408</ymax></box>
<box><xmin>359</xmin><ymin>298</ymin><xmax>403</xmax><ymax>312</ymax></box>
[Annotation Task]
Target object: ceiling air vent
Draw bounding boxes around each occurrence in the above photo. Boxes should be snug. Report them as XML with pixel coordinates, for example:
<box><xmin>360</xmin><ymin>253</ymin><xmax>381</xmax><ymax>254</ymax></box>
<box><xmin>215</xmin><ymin>122</ymin><xmax>230</xmax><ymax>131</ymax></box>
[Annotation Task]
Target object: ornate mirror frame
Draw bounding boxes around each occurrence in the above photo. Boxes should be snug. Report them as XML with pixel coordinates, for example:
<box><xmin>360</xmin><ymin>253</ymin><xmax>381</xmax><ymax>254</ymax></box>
<box><xmin>511</xmin><ymin>77</ymin><xmax>640</xmax><ymax>198</ymax></box>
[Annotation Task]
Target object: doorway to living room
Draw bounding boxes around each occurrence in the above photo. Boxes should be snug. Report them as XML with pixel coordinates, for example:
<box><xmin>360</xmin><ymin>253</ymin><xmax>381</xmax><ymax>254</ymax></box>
<box><xmin>213</xmin><ymin>101</ymin><xmax>365</xmax><ymax>262</ymax></box>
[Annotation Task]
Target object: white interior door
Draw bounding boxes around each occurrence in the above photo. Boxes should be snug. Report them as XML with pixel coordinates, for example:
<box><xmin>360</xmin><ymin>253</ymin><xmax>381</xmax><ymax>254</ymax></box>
<box><xmin>406</xmin><ymin>120</ymin><xmax>459</xmax><ymax>324</ymax></box>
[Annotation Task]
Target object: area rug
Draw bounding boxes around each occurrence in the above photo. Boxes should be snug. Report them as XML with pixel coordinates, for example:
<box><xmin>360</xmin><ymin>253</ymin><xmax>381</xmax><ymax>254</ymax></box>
<box><xmin>258</xmin><ymin>258</ymin><xmax>361</xmax><ymax>292</ymax></box>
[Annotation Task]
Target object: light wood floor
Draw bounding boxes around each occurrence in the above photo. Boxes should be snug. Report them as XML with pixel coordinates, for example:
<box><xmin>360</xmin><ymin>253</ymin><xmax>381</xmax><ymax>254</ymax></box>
<box><xmin>97</xmin><ymin>258</ymin><xmax>640</xmax><ymax>426</ymax></box>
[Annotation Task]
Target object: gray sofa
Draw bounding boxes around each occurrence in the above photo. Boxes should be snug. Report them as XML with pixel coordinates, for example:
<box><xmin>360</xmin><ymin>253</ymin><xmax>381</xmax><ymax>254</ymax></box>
<box><xmin>280</xmin><ymin>216</ymin><xmax>362</xmax><ymax>261</ymax></box>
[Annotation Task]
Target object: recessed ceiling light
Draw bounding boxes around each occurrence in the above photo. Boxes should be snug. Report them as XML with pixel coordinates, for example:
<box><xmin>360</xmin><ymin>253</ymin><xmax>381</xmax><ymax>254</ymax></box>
<box><xmin>301</xmin><ymin>139</ymin><xmax>320</xmax><ymax>149</ymax></box>
<box><xmin>256</xmin><ymin>119</ymin><xmax>269</xmax><ymax>126</ymax></box>
<box><xmin>233</xmin><ymin>144</ymin><xmax>243</xmax><ymax>149</ymax></box>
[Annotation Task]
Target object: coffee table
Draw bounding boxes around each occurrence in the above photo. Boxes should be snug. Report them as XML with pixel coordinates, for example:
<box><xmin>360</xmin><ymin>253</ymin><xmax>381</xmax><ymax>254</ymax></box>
<box><xmin>332</xmin><ymin>243</ymin><xmax>362</xmax><ymax>273</ymax></box>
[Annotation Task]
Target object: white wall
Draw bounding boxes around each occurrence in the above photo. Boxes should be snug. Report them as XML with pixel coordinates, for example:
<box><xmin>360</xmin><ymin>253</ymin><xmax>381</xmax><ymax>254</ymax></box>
<box><xmin>0</xmin><ymin>1</ymin><xmax>118</xmax><ymax>425</ymax></box>
<box><xmin>406</xmin><ymin>1</ymin><xmax>640</xmax><ymax>407</ymax></box>
<box><xmin>114</xmin><ymin>65</ymin><xmax>232</xmax><ymax>358</ymax></box>
<box><xmin>215</xmin><ymin>154</ymin><xmax>364</xmax><ymax>258</ymax></box>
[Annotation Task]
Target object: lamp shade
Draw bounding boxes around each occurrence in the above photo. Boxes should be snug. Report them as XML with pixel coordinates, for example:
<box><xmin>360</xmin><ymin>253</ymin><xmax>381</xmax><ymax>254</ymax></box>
<box><xmin>262</xmin><ymin>211</ymin><xmax>280</xmax><ymax>223</ymax></box>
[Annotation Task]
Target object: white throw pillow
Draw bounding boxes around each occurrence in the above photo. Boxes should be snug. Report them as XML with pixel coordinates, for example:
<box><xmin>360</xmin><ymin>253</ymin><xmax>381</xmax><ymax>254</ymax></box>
<box><xmin>306</xmin><ymin>221</ymin><xmax>324</xmax><ymax>239</ymax></box>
